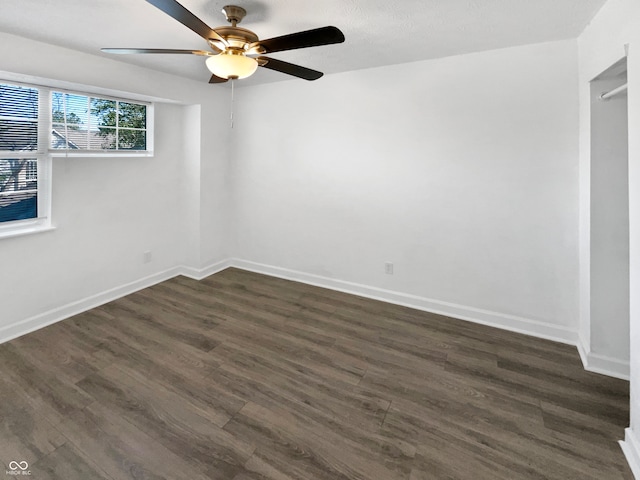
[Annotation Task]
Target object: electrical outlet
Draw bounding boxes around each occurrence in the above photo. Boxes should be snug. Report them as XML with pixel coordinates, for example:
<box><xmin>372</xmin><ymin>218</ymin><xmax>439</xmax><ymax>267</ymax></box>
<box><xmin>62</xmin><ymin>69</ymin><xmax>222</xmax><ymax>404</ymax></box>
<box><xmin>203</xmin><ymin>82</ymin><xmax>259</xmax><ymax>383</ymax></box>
<box><xmin>143</xmin><ymin>251</ymin><xmax>152</xmax><ymax>264</ymax></box>
<box><xmin>385</xmin><ymin>262</ymin><xmax>394</xmax><ymax>275</ymax></box>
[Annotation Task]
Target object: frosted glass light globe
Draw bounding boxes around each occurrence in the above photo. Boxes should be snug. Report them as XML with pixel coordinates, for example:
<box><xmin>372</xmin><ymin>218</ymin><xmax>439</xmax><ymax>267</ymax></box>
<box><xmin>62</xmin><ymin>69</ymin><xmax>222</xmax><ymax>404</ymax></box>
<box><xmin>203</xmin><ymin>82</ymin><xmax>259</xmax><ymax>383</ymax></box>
<box><xmin>206</xmin><ymin>53</ymin><xmax>258</xmax><ymax>79</ymax></box>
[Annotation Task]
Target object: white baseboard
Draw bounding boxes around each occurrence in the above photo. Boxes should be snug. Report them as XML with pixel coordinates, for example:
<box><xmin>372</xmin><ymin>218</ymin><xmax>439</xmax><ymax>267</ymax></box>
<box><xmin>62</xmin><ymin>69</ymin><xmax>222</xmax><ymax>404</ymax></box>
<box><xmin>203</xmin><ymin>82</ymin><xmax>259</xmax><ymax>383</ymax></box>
<box><xmin>577</xmin><ymin>335</ymin><xmax>630</xmax><ymax>380</ymax></box>
<box><xmin>181</xmin><ymin>259</ymin><xmax>232</xmax><ymax>281</ymax></box>
<box><xmin>0</xmin><ymin>260</ymin><xmax>236</xmax><ymax>345</ymax></box>
<box><xmin>620</xmin><ymin>428</ymin><xmax>640</xmax><ymax>479</ymax></box>
<box><xmin>230</xmin><ymin>258</ymin><xmax>577</xmax><ymax>346</ymax></box>
<box><xmin>0</xmin><ymin>266</ymin><xmax>183</xmax><ymax>345</ymax></box>
<box><xmin>577</xmin><ymin>336</ymin><xmax>590</xmax><ymax>368</ymax></box>
<box><xmin>2</xmin><ymin>257</ymin><xmax>630</xmax><ymax>384</ymax></box>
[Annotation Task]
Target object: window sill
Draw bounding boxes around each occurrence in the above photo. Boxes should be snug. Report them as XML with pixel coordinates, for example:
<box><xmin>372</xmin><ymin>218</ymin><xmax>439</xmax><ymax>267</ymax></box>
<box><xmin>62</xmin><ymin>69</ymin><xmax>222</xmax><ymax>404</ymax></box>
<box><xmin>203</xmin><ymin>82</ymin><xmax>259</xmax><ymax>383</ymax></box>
<box><xmin>50</xmin><ymin>152</ymin><xmax>153</xmax><ymax>158</ymax></box>
<box><xmin>0</xmin><ymin>225</ymin><xmax>56</xmax><ymax>240</ymax></box>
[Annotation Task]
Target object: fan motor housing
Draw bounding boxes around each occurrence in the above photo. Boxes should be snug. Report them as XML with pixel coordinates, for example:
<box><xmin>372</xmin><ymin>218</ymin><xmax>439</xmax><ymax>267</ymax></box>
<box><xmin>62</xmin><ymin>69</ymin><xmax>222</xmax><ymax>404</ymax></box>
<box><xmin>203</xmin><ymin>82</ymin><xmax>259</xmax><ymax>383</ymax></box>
<box><xmin>212</xmin><ymin>26</ymin><xmax>259</xmax><ymax>49</ymax></box>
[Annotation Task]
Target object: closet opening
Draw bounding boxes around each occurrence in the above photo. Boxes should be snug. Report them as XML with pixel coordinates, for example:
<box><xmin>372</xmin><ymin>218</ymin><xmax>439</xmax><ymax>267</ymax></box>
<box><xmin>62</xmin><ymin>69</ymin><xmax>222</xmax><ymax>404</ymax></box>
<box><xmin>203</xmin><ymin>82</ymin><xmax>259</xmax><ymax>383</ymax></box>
<box><xmin>589</xmin><ymin>57</ymin><xmax>630</xmax><ymax>364</ymax></box>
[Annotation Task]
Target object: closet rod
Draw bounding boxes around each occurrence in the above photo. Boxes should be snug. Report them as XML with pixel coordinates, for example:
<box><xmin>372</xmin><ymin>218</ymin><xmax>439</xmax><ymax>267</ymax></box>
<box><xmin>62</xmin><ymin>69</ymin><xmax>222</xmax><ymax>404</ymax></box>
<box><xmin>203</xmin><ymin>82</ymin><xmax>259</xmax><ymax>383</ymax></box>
<box><xmin>600</xmin><ymin>83</ymin><xmax>628</xmax><ymax>100</ymax></box>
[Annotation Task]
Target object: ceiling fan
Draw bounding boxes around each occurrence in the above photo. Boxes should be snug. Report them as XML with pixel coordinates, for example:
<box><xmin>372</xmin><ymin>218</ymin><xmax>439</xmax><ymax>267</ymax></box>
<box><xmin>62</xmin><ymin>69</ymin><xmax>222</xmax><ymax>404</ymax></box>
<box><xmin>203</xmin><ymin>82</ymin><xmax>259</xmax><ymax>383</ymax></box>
<box><xmin>102</xmin><ymin>0</ymin><xmax>345</xmax><ymax>83</ymax></box>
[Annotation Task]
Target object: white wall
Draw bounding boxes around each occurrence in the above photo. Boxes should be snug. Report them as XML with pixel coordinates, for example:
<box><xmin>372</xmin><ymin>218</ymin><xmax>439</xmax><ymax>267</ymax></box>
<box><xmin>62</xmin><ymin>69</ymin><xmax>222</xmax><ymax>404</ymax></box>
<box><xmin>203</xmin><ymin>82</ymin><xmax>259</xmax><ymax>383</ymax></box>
<box><xmin>0</xmin><ymin>33</ymin><xmax>233</xmax><ymax>340</ymax></box>
<box><xmin>231</xmin><ymin>40</ymin><xmax>580</xmax><ymax>343</ymax></box>
<box><xmin>577</xmin><ymin>0</ymin><xmax>640</xmax><ymax>474</ymax></box>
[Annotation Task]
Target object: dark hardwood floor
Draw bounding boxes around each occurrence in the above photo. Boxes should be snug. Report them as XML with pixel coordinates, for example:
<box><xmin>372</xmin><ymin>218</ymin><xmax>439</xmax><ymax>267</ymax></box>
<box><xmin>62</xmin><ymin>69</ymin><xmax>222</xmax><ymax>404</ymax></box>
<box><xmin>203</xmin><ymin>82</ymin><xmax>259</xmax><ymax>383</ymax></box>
<box><xmin>0</xmin><ymin>268</ymin><xmax>632</xmax><ymax>479</ymax></box>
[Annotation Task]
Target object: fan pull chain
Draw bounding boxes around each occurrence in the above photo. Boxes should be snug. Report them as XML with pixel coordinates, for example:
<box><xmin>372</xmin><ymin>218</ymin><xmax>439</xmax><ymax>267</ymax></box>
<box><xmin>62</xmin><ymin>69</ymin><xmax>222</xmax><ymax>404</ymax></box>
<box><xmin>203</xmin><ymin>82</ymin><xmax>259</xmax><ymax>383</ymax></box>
<box><xmin>230</xmin><ymin>78</ymin><xmax>235</xmax><ymax>129</ymax></box>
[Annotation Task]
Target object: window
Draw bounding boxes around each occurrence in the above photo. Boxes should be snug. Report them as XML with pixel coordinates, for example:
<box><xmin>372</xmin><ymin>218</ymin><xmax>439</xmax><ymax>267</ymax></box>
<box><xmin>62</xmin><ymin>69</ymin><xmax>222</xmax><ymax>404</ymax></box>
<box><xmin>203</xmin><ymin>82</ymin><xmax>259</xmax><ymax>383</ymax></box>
<box><xmin>25</xmin><ymin>160</ymin><xmax>37</xmax><ymax>180</ymax></box>
<box><xmin>0</xmin><ymin>83</ymin><xmax>49</xmax><ymax>232</ymax></box>
<box><xmin>0</xmin><ymin>158</ymin><xmax>39</xmax><ymax>222</ymax></box>
<box><xmin>51</xmin><ymin>92</ymin><xmax>149</xmax><ymax>152</ymax></box>
<box><xmin>0</xmin><ymin>78</ymin><xmax>153</xmax><ymax>237</ymax></box>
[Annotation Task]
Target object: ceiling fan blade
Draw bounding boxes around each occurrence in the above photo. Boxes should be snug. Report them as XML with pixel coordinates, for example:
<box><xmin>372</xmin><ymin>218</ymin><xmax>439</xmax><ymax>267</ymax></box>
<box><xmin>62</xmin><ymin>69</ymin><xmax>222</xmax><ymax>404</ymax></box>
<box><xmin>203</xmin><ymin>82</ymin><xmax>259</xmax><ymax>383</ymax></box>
<box><xmin>209</xmin><ymin>74</ymin><xmax>229</xmax><ymax>84</ymax></box>
<box><xmin>249</xmin><ymin>26</ymin><xmax>344</xmax><ymax>54</ymax></box>
<box><xmin>101</xmin><ymin>48</ymin><xmax>213</xmax><ymax>56</ymax></box>
<box><xmin>145</xmin><ymin>0</ymin><xmax>227</xmax><ymax>46</ymax></box>
<box><xmin>258</xmin><ymin>57</ymin><xmax>323</xmax><ymax>81</ymax></box>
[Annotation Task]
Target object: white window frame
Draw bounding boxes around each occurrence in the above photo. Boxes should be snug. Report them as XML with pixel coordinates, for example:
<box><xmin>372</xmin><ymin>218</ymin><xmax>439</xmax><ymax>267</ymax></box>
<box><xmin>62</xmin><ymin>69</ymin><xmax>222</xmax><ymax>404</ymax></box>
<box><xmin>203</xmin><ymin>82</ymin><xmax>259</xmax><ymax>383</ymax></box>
<box><xmin>0</xmin><ymin>77</ymin><xmax>156</xmax><ymax>239</ymax></box>
<box><xmin>0</xmin><ymin>82</ymin><xmax>53</xmax><ymax>239</ymax></box>
<box><xmin>49</xmin><ymin>88</ymin><xmax>154</xmax><ymax>158</ymax></box>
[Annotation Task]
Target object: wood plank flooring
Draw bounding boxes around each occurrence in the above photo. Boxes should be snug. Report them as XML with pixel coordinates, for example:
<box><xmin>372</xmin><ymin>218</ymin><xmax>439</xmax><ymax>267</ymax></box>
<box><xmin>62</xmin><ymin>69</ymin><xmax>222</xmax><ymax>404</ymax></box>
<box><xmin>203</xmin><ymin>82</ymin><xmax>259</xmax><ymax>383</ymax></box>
<box><xmin>0</xmin><ymin>268</ymin><xmax>632</xmax><ymax>479</ymax></box>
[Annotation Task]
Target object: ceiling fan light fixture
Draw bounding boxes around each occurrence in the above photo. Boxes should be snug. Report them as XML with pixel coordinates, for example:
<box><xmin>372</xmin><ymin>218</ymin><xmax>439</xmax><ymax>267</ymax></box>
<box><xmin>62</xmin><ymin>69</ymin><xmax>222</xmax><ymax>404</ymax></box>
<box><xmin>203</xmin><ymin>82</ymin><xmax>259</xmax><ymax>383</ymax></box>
<box><xmin>103</xmin><ymin>2</ymin><xmax>345</xmax><ymax>83</ymax></box>
<box><xmin>206</xmin><ymin>52</ymin><xmax>258</xmax><ymax>79</ymax></box>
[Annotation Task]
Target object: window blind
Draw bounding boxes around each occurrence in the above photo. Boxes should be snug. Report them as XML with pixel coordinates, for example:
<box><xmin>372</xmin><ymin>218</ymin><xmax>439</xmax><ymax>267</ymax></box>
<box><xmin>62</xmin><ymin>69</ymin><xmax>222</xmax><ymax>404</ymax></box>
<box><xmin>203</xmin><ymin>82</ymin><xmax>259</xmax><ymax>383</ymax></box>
<box><xmin>0</xmin><ymin>83</ymin><xmax>40</xmax><ymax>223</ymax></box>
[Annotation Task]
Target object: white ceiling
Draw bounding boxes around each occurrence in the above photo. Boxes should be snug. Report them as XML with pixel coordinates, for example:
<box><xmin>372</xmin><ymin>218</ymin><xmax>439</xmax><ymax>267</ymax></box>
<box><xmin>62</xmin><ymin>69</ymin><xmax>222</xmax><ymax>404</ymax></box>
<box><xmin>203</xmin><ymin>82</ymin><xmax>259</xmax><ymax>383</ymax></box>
<box><xmin>0</xmin><ymin>0</ymin><xmax>607</xmax><ymax>87</ymax></box>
